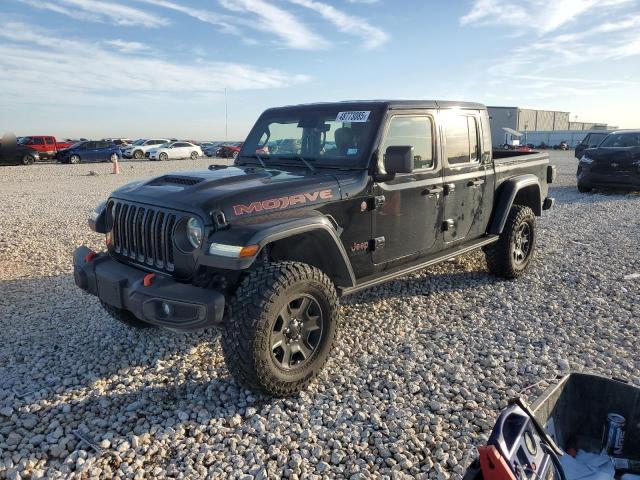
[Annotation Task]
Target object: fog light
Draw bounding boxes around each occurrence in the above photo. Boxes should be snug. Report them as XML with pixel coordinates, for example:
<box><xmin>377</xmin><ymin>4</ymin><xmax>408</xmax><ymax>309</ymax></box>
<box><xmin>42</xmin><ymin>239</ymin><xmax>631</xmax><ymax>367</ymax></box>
<box><xmin>162</xmin><ymin>302</ymin><xmax>173</xmax><ymax>316</ymax></box>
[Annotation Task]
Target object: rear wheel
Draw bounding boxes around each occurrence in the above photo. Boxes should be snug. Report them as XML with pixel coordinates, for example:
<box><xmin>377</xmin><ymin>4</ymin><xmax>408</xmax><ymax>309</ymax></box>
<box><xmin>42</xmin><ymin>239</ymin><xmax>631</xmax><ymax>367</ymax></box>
<box><xmin>232</xmin><ymin>150</ymin><xmax>239</xmax><ymax>160</ymax></box>
<box><xmin>21</xmin><ymin>154</ymin><xmax>35</xmax><ymax>165</ymax></box>
<box><xmin>190</xmin><ymin>151</ymin><xmax>198</xmax><ymax>160</ymax></box>
<box><xmin>133</xmin><ymin>150</ymin><xmax>143</xmax><ymax>159</ymax></box>
<box><xmin>484</xmin><ymin>205</ymin><xmax>536</xmax><ymax>279</ymax></box>
<box><xmin>222</xmin><ymin>262</ymin><xmax>339</xmax><ymax>396</ymax></box>
<box><xmin>100</xmin><ymin>301</ymin><xmax>155</xmax><ymax>329</ymax></box>
<box><xmin>159</xmin><ymin>152</ymin><xmax>168</xmax><ymax>161</ymax></box>
<box><xmin>69</xmin><ymin>154</ymin><xmax>80</xmax><ymax>164</ymax></box>
<box><xmin>109</xmin><ymin>153</ymin><xmax>118</xmax><ymax>163</ymax></box>
<box><xmin>577</xmin><ymin>183</ymin><xmax>592</xmax><ymax>193</ymax></box>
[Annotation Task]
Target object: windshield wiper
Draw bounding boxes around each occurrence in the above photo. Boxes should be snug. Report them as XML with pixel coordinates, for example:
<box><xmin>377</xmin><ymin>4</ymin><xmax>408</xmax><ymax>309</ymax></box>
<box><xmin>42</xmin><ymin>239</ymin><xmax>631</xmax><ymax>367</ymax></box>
<box><xmin>240</xmin><ymin>153</ymin><xmax>268</xmax><ymax>169</ymax></box>
<box><xmin>279</xmin><ymin>155</ymin><xmax>316</xmax><ymax>173</ymax></box>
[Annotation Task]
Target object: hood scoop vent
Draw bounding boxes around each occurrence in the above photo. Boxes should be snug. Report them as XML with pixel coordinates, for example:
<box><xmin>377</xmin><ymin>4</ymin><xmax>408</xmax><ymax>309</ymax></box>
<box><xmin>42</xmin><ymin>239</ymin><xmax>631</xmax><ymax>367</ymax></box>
<box><xmin>150</xmin><ymin>175</ymin><xmax>204</xmax><ymax>187</ymax></box>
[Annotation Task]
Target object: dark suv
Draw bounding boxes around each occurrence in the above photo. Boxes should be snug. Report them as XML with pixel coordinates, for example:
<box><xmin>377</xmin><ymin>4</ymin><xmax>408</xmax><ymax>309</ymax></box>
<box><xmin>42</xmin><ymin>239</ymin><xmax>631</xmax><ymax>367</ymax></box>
<box><xmin>575</xmin><ymin>132</ymin><xmax>609</xmax><ymax>159</ymax></box>
<box><xmin>73</xmin><ymin>100</ymin><xmax>555</xmax><ymax>395</ymax></box>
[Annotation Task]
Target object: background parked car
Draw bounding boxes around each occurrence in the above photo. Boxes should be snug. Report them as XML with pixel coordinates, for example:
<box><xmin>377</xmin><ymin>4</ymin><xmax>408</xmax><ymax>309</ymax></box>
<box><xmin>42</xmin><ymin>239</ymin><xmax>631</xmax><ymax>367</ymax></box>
<box><xmin>203</xmin><ymin>142</ymin><xmax>224</xmax><ymax>157</ymax></box>
<box><xmin>122</xmin><ymin>139</ymin><xmax>170</xmax><ymax>159</ymax></box>
<box><xmin>0</xmin><ymin>140</ymin><xmax>40</xmax><ymax>166</ymax></box>
<box><xmin>103</xmin><ymin>138</ymin><xmax>132</xmax><ymax>148</ymax></box>
<box><xmin>575</xmin><ymin>132</ymin><xmax>609</xmax><ymax>159</ymax></box>
<box><xmin>216</xmin><ymin>142</ymin><xmax>243</xmax><ymax>159</ymax></box>
<box><xmin>18</xmin><ymin>136</ymin><xmax>74</xmax><ymax>159</ymax></box>
<box><xmin>56</xmin><ymin>141</ymin><xmax>122</xmax><ymax>164</ymax></box>
<box><xmin>146</xmin><ymin>141</ymin><xmax>203</xmax><ymax>161</ymax></box>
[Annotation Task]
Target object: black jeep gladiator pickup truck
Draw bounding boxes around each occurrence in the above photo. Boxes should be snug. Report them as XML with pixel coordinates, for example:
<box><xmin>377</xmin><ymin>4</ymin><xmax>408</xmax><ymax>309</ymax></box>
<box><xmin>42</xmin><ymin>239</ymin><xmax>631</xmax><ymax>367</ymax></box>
<box><xmin>74</xmin><ymin>100</ymin><xmax>555</xmax><ymax>396</ymax></box>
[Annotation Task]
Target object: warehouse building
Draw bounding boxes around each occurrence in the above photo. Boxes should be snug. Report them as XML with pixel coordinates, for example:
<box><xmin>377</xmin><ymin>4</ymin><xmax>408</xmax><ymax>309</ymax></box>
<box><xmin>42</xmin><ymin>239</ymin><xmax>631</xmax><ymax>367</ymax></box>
<box><xmin>487</xmin><ymin>106</ymin><xmax>612</xmax><ymax>148</ymax></box>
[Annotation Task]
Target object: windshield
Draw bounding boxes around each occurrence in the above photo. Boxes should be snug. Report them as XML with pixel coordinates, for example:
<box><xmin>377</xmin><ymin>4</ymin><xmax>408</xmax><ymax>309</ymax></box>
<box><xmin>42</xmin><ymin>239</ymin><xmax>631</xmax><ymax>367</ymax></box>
<box><xmin>18</xmin><ymin>137</ymin><xmax>31</xmax><ymax>145</ymax></box>
<box><xmin>131</xmin><ymin>139</ymin><xmax>146</xmax><ymax>146</ymax></box>
<box><xmin>584</xmin><ymin>133</ymin><xmax>607</xmax><ymax>147</ymax></box>
<box><xmin>600</xmin><ymin>132</ymin><xmax>640</xmax><ymax>148</ymax></box>
<box><xmin>158</xmin><ymin>143</ymin><xmax>172</xmax><ymax>148</ymax></box>
<box><xmin>239</xmin><ymin>106</ymin><xmax>380</xmax><ymax>168</ymax></box>
<box><xmin>69</xmin><ymin>142</ymin><xmax>84</xmax><ymax>149</ymax></box>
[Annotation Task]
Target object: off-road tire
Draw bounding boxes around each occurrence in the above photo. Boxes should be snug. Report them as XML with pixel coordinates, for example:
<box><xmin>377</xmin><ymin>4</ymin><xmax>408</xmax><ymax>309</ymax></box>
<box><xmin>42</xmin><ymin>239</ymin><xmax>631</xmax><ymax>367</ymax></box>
<box><xmin>484</xmin><ymin>205</ymin><xmax>536</xmax><ymax>279</ymax></box>
<box><xmin>577</xmin><ymin>183</ymin><xmax>592</xmax><ymax>193</ymax></box>
<box><xmin>133</xmin><ymin>150</ymin><xmax>143</xmax><ymax>159</ymax></box>
<box><xmin>22</xmin><ymin>154</ymin><xmax>35</xmax><ymax>165</ymax></box>
<box><xmin>100</xmin><ymin>301</ymin><xmax>155</xmax><ymax>329</ymax></box>
<box><xmin>221</xmin><ymin>262</ymin><xmax>339</xmax><ymax>396</ymax></box>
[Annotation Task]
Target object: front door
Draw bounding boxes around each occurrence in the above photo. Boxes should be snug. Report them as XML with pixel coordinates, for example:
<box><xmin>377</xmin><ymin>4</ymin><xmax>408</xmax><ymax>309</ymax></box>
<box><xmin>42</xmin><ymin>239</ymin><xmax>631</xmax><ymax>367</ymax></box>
<box><xmin>83</xmin><ymin>141</ymin><xmax>98</xmax><ymax>161</ymax></box>
<box><xmin>441</xmin><ymin>112</ymin><xmax>487</xmax><ymax>243</ymax></box>
<box><xmin>373</xmin><ymin>112</ymin><xmax>444</xmax><ymax>265</ymax></box>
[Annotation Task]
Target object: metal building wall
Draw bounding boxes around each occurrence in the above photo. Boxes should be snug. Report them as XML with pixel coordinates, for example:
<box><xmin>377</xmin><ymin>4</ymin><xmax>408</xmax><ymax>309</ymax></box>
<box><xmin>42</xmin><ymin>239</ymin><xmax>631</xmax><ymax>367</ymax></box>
<box><xmin>569</xmin><ymin>122</ymin><xmax>585</xmax><ymax>130</ymax></box>
<box><xmin>488</xmin><ymin>107</ymin><xmax>518</xmax><ymax>147</ymax></box>
<box><xmin>553</xmin><ymin>112</ymin><xmax>570</xmax><ymax>130</ymax></box>
<box><xmin>536</xmin><ymin>110</ymin><xmax>555</xmax><ymax>131</ymax></box>
<box><xmin>525</xmin><ymin>130</ymin><xmax>603</xmax><ymax>148</ymax></box>
<box><xmin>517</xmin><ymin>109</ymin><xmax>538</xmax><ymax>131</ymax></box>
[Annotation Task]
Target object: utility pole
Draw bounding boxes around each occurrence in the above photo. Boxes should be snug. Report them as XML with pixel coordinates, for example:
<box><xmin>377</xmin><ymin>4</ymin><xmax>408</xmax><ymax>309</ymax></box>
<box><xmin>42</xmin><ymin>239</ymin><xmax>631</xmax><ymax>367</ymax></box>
<box><xmin>225</xmin><ymin>88</ymin><xmax>228</xmax><ymax>142</ymax></box>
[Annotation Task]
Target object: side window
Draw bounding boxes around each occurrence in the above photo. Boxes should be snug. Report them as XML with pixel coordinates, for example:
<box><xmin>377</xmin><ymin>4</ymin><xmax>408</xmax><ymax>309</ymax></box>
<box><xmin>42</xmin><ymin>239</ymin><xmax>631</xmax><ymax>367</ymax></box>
<box><xmin>32</xmin><ymin>137</ymin><xmax>44</xmax><ymax>145</ymax></box>
<box><xmin>382</xmin><ymin>115</ymin><xmax>434</xmax><ymax>170</ymax></box>
<box><xmin>46</xmin><ymin>137</ymin><xmax>55</xmax><ymax>145</ymax></box>
<box><xmin>96</xmin><ymin>142</ymin><xmax>109</xmax><ymax>149</ymax></box>
<box><xmin>445</xmin><ymin>115</ymin><xmax>479</xmax><ymax>165</ymax></box>
<box><xmin>84</xmin><ymin>142</ymin><xmax>97</xmax><ymax>149</ymax></box>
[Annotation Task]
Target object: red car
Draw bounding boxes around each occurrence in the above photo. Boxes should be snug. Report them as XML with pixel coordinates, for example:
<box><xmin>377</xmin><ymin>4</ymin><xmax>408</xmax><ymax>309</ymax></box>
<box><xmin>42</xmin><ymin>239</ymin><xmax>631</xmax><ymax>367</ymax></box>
<box><xmin>18</xmin><ymin>136</ymin><xmax>74</xmax><ymax>160</ymax></box>
<box><xmin>216</xmin><ymin>143</ymin><xmax>243</xmax><ymax>159</ymax></box>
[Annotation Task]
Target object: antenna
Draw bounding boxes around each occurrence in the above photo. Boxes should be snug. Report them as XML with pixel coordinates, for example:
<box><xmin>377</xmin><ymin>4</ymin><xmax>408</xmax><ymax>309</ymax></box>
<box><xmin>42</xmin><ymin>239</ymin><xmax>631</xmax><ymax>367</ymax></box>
<box><xmin>225</xmin><ymin>88</ymin><xmax>228</xmax><ymax>142</ymax></box>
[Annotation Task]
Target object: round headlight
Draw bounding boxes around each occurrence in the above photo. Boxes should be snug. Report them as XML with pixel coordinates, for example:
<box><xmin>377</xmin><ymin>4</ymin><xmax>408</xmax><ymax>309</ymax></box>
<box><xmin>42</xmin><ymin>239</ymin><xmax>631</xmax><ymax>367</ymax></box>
<box><xmin>186</xmin><ymin>217</ymin><xmax>203</xmax><ymax>248</ymax></box>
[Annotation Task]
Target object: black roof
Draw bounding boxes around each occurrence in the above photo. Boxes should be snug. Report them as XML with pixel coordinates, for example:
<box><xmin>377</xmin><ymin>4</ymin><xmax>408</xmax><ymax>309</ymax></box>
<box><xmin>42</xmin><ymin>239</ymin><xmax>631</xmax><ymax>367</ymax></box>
<box><xmin>266</xmin><ymin>100</ymin><xmax>486</xmax><ymax>112</ymax></box>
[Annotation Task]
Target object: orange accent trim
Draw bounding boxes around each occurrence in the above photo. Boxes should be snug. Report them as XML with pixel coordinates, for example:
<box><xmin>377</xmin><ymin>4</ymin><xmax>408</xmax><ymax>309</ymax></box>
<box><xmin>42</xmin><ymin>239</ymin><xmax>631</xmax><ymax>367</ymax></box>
<box><xmin>143</xmin><ymin>273</ymin><xmax>155</xmax><ymax>287</ymax></box>
<box><xmin>239</xmin><ymin>245</ymin><xmax>259</xmax><ymax>257</ymax></box>
<box><xmin>478</xmin><ymin>445</ymin><xmax>516</xmax><ymax>480</ymax></box>
<box><xmin>84</xmin><ymin>251</ymin><xmax>97</xmax><ymax>263</ymax></box>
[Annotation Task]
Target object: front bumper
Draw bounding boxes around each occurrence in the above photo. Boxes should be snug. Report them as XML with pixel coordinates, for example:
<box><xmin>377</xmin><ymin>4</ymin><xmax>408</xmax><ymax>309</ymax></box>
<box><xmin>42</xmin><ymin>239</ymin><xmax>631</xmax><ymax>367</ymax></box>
<box><xmin>578</xmin><ymin>168</ymin><xmax>640</xmax><ymax>189</ymax></box>
<box><xmin>73</xmin><ymin>246</ymin><xmax>225</xmax><ymax>331</ymax></box>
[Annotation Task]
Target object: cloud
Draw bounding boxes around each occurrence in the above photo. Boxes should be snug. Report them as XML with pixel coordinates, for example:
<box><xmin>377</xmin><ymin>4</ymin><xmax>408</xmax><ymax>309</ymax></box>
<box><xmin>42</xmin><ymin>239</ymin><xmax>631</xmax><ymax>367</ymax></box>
<box><xmin>0</xmin><ymin>22</ymin><xmax>310</xmax><ymax>103</ymax></box>
<box><xmin>17</xmin><ymin>0</ymin><xmax>170</xmax><ymax>27</ymax></box>
<box><xmin>461</xmin><ymin>0</ymin><xmax>635</xmax><ymax>34</ymax></box>
<box><xmin>103</xmin><ymin>39</ymin><xmax>153</xmax><ymax>54</ymax></box>
<box><xmin>219</xmin><ymin>0</ymin><xmax>329</xmax><ymax>49</ymax></box>
<box><xmin>288</xmin><ymin>0</ymin><xmax>388</xmax><ymax>49</ymax></box>
<box><xmin>133</xmin><ymin>0</ymin><xmax>241</xmax><ymax>35</ymax></box>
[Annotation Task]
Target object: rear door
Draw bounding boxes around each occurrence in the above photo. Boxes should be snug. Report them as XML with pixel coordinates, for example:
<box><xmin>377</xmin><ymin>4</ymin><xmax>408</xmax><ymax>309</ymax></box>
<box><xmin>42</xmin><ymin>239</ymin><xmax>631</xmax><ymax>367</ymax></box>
<box><xmin>372</xmin><ymin>111</ymin><xmax>444</xmax><ymax>265</ymax></box>
<box><xmin>441</xmin><ymin>111</ymin><xmax>489</xmax><ymax>243</ymax></box>
<box><xmin>94</xmin><ymin>141</ymin><xmax>110</xmax><ymax>161</ymax></box>
<box><xmin>83</xmin><ymin>141</ymin><xmax>97</xmax><ymax>161</ymax></box>
<box><xmin>45</xmin><ymin>137</ymin><xmax>56</xmax><ymax>156</ymax></box>
<box><xmin>30</xmin><ymin>137</ymin><xmax>45</xmax><ymax>154</ymax></box>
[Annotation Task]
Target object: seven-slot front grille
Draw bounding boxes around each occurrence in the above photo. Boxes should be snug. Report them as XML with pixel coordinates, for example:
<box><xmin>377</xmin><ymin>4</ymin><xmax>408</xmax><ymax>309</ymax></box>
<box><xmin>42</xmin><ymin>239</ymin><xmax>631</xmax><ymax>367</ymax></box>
<box><xmin>110</xmin><ymin>201</ymin><xmax>177</xmax><ymax>272</ymax></box>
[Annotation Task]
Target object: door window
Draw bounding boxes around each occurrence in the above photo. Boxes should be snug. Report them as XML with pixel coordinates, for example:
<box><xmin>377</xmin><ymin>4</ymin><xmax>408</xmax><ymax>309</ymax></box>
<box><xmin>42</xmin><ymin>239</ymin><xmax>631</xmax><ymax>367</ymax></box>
<box><xmin>96</xmin><ymin>141</ymin><xmax>109</xmax><ymax>149</ymax></box>
<box><xmin>31</xmin><ymin>137</ymin><xmax>44</xmax><ymax>145</ymax></box>
<box><xmin>445</xmin><ymin>115</ymin><xmax>480</xmax><ymax>165</ymax></box>
<box><xmin>45</xmin><ymin>137</ymin><xmax>55</xmax><ymax>145</ymax></box>
<box><xmin>84</xmin><ymin>142</ymin><xmax>97</xmax><ymax>149</ymax></box>
<box><xmin>382</xmin><ymin>115</ymin><xmax>434</xmax><ymax>170</ymax></box>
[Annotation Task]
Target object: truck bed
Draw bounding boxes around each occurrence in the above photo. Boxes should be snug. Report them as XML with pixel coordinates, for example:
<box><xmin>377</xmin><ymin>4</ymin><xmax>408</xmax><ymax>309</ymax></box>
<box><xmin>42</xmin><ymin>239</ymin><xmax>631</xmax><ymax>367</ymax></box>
<box><xmin>492</xmin><ymin>150</ymin><xmax>551</xmax><ymax>201</ymax></box>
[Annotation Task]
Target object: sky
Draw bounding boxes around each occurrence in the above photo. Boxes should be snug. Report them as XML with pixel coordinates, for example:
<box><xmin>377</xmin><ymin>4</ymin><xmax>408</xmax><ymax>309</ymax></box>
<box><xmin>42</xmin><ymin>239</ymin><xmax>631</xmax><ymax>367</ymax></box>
<box><xmin>1</xmin><ymin>0</ymin><xmax>639</xmax><ymax>140</ymax></box>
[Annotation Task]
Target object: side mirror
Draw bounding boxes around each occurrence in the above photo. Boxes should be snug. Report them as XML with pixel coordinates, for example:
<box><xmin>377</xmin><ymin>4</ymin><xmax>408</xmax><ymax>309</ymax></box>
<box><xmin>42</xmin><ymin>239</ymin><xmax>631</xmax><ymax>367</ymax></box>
<box><xmin>384</xmin><ymin>146</ymin><xmax>414</xmax><ymax>174</ymax></box>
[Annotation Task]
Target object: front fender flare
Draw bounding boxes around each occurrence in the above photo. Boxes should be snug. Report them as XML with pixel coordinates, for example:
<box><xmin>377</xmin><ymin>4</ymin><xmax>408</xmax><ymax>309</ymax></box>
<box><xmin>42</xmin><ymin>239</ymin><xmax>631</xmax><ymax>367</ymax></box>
<box><xmin>200</xmin><ymin>216</ymin><xmax>356</xmax><ymax>288</ymax></box>
<box><xmin>488</xmin><ymin>174</ymin><xmax>541</xmax><ymax>235</ymax></box>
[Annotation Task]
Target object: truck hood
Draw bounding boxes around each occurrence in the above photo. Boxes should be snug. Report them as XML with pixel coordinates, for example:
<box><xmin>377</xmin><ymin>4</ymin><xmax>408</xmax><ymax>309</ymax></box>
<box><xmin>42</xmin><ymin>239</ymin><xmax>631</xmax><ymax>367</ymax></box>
<box><xmin>110</xmin><ymin>165</ymin><xmax>346</xmax><ymax>224</ymax></box>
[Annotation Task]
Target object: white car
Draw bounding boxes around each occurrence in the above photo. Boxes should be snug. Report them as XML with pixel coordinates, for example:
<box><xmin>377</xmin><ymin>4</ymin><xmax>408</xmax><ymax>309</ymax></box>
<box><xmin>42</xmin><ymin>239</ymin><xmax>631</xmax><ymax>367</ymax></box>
<box><xmin>146</xmin><ymin>142</ymin><xmax>203</xmax><ymax>161</ymax></box>
<box><xmin>122</xmin><ymin>139</ymin><xmax>171</xmax><ymax>159</ymax></box>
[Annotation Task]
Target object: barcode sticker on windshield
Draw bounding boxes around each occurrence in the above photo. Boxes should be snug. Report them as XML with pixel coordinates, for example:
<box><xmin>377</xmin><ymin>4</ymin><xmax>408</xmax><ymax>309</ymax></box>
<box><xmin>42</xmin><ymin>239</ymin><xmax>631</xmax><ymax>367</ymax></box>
<box><xmin>336</xmin><ymin>111</ymin><xmax>371</xmax><ymax>123</ymax></box>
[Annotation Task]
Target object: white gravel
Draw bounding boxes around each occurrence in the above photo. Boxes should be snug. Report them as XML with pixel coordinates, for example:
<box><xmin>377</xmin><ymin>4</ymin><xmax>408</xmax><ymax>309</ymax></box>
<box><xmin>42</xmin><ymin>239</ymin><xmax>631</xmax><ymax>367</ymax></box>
<box><xmin>0</xmin><ymin>152</ymin><xmax>639</xmax><ymax>479</ymax></box>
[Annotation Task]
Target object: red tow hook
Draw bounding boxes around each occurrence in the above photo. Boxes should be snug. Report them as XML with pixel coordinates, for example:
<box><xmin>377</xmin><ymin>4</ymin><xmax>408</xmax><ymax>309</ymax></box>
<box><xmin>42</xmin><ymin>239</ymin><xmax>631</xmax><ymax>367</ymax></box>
<box><xmin>143</xmin><ymin>273</ymin><xmax>156</xmax><ymax>287</ymax></box>
<box><xmin>84</xmin><ymin>250</ymin><xmax>97</xmax><ymax>263</ymax></box>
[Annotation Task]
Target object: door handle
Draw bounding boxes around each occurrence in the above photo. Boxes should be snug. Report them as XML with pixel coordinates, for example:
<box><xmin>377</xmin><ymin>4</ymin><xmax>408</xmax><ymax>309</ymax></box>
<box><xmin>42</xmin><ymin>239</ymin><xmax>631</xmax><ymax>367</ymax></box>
<box><xmin>422</xmin><ymin>186</ymin><xmax>443</xmax><ymax>196</ymax></box>
<box><xmin>467</xmin><ymin>179</ymin><xmax>485</xmax><ymax>187</ymax></box>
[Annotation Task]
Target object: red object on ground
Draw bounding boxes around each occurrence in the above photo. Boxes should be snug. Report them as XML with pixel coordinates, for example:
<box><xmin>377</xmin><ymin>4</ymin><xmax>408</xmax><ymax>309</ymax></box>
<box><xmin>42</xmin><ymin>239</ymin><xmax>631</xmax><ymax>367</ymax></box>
<box><xmin>143</xmin><ymin>273</ymin><xmax>155</xmax><ymax>287</ymax></box>
<box><xmin>478</xmin><ymin>445</ymin><xmax>517</xmax><ymax>480</ymax></box>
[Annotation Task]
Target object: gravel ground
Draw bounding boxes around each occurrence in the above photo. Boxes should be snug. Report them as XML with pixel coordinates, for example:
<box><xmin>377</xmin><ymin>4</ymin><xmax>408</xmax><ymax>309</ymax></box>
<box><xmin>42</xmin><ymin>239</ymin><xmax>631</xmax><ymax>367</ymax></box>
<box><xmin>0</xmin><ymin>152</ymin><xmax>639</xmax><ymax>479</ymax></box>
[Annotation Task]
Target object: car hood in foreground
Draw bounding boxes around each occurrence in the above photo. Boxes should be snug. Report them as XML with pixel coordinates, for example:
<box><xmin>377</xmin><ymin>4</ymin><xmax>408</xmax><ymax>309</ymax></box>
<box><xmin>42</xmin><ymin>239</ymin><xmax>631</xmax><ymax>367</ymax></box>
<box><xmin>109</xmin><ymin>164</ymin><xmax>358</xmax><ymax>224</ymax></box>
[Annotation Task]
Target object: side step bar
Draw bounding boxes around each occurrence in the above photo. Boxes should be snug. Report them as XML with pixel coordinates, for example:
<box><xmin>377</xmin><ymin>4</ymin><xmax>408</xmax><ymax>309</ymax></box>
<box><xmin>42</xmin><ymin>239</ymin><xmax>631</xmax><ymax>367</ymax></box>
<box><xmin>340</xmin><ymin>235</ymin><xmax>499</xmax><ymax>296</ymax></box>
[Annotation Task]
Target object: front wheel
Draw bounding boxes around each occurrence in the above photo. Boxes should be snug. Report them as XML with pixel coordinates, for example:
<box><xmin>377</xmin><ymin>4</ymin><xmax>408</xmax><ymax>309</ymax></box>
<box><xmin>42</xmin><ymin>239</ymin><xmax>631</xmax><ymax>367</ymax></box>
<box><xmin>484</xmin><ymin>205</ymin><xmax>536</xmax><ymax>279</ymax></box>
<box><xmin>69</xmin><ymin>154</ymin><xmax>80</xmax><ymax>164</ymax></box>
<box><xmin>159</xmin><ymin>152</ymin><xmax>168</xmax><ymax>161</ymax></box>
<box><xmin>133</xmin><ymin>150</ymin><xmax>143</xmax><ymax>159</ymax></box>
<box><xmin>577</xmin><ymin>183</ymin><xmax>592</xmax><ymax>193</ymax></box>
<box><xmin>222</xmin><ymin>262</ymin><xmax>339</xmax><ymax>396</ymax></box>
<box><xmin>190</xmin><ymin>151</ymin><xmax>198</xmax><ymax>160</ymax></box>
<box><xmin>22</xmin><ymin>154</ymin><xmax>35</xmax><ymax>165</ymax></box>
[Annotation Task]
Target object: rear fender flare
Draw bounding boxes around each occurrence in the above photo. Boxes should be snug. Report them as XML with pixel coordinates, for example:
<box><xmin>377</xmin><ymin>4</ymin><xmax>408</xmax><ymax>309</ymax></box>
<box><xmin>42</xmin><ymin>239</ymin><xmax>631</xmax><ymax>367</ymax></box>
<box><xmin>489</xmin><ymin>175</ymin><xmax>541</xmax><ymax>235</ymax></box>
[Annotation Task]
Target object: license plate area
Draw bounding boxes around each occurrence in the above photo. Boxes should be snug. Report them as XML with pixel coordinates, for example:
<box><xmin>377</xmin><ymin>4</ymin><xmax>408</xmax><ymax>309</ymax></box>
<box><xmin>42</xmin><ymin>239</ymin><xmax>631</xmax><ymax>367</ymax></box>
<box><xmin>97</xmin><ymin>269</ymin><xmax>127</xmax><ymax>309</ymax></box>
